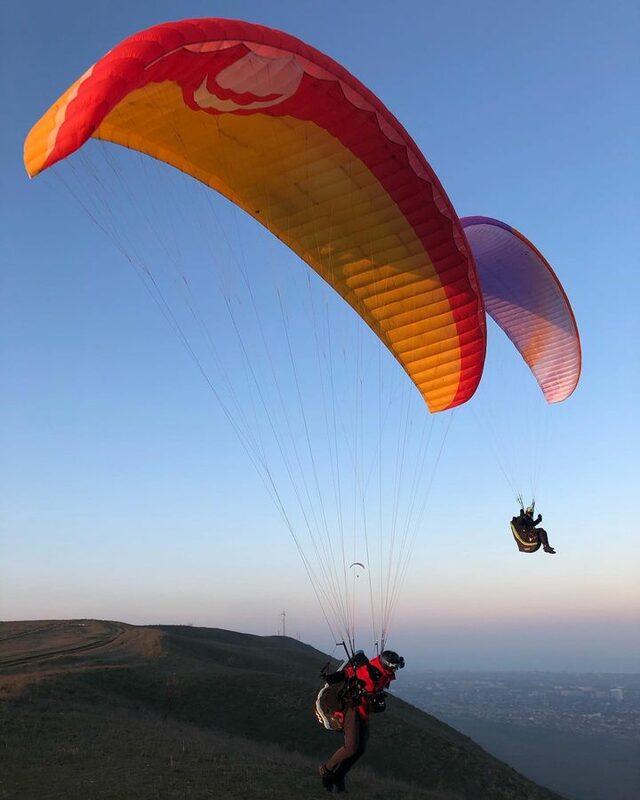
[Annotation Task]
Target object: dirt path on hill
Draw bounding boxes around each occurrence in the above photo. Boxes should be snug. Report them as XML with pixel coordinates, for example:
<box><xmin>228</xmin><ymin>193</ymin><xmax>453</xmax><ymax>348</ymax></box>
<box><xmin>0</xmin><ymin>620</ymin><xmax>165</xmax><ymax>698</ymax></box>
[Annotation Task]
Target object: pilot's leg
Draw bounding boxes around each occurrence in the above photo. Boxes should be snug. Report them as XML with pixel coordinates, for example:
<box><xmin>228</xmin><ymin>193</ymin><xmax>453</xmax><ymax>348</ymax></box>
<box><xmin>538</xmin><ymin>528</ymin><xmax>556</xmax><ymax>554</ymax></box>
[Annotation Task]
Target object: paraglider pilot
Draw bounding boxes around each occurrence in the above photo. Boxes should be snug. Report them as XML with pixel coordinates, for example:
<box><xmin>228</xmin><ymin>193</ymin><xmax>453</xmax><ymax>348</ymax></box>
<box><xmin>318</xmin><ymin>649</ymin><xmax>404</xmax><ymax>793</ymax></box>
<box><xmin>516</xmin><ymin>506</ymin><xmax>556</xmax><ymax>554</ymax></box>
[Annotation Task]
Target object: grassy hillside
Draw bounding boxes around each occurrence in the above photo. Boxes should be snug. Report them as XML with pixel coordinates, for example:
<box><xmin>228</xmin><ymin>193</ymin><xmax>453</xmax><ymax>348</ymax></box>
<box><xmin>0</xmin><ymin>621</ymin><xmax>566</xmax><ymax>799</ymax></box>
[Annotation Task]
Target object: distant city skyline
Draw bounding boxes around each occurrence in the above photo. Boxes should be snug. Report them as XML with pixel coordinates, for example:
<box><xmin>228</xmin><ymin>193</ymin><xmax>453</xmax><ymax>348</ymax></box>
<box><xmin>398</xmin><ymin>671</ymin><xmax>639</xmax><ymax>800</ymax></box>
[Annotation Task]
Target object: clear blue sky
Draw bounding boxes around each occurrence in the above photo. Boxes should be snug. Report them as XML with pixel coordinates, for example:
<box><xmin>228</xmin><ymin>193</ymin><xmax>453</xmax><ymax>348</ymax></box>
<box><xmin>2</xmin><ymin>0</ymin><xmax>638</xmax><ymax>671</ymax></box>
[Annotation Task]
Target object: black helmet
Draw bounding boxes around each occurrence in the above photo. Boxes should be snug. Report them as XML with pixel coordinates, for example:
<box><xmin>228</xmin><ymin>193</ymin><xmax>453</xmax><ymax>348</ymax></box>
<box><xmin>379</xmin><ymin>650</ymin><xmax>405</xmax><ymax>671</ymax></box>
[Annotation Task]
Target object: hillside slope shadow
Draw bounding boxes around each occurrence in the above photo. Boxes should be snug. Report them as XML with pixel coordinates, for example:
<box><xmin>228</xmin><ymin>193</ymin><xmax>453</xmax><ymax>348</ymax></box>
<box><xmin>0</xmin><ymin>621</ymin><xmax>567</xmax><ymax>800</ymax></box>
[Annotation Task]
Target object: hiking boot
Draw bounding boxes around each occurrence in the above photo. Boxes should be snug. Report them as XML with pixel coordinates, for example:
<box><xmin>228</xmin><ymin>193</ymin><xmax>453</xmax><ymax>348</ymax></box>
<box><xmin>333</xmin><ymin>777</ymin><xmax>347</xmax><ymax>793</ymax></box>
<box><xmin>544</xmin><ymin>546</ymin><xmax>556</xmax><ymax>554</ymax></box>
<box><xmin>318</xmin><ymin>764</ymin><xmax>334</xmax><ymax>792</ymax></box>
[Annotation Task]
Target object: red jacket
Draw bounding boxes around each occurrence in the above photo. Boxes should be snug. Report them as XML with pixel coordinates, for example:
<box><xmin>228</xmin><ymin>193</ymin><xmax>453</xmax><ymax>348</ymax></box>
<box><xmin>343</xmin><ymin>656</ymin><xmax>395</xmax><ymax>720</ymax></box>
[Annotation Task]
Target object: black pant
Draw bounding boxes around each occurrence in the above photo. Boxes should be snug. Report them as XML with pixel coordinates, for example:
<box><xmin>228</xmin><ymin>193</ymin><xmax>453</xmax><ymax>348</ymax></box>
<box><xmin>537</xmin><ymin>527</ymin><xmax>551</xmax><ymax>548</ymax></box>
<box><xmin>325</xmin><ymin>706</ymin><xmax>370</xmax><ymax>779</ymax></box>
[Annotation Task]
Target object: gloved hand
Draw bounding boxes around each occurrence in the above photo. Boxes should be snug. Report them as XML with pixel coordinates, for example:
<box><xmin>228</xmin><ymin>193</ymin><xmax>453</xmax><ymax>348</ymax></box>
<box><xmin>352</xmin><ymin>651</ymin><xmax>369</xmax><ymax>667</ymax></box>
<box><xmin>368</xmin><ymin>692</ymin><xmax>387</xmax><ymax>712</ymax></box>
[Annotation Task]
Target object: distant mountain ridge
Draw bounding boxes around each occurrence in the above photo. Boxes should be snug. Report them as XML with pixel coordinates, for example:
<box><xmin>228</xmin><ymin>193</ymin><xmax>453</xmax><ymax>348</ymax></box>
<box><xmin>0</xmin><ymin>620</ymin><xmax>566</xmax><ymax>799</ymax></box>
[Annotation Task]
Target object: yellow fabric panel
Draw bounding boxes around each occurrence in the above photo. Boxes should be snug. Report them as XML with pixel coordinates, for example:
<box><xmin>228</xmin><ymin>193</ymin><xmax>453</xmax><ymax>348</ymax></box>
<box><xmin>95</xmin><ymin>81</ymin><xmax>462</xmax><ymax>410</ymax></box>
<box><xmin>24</xmin><ymin>68</ymin><xmax>94</xmax><ymax>178</ymax></box>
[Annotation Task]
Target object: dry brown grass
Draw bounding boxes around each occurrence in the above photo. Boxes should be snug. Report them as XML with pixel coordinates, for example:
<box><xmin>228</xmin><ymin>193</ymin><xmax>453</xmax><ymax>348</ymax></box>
<box><xmin>1</xmin><ymin>698</ymin><xmax>446</xmax><ymax>800</ymax></box>
<box><xmin>0</xmin><ymin>620</ymin><xmax>164</xmax><ymax>700</ymax></box>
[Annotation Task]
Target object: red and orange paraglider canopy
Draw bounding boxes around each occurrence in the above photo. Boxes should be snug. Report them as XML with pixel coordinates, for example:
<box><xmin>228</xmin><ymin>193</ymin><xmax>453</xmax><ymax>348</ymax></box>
<box><xmin>24</xmin><ymin>18</ymin><xmax>487</xmax><ymax>413</ymax></box>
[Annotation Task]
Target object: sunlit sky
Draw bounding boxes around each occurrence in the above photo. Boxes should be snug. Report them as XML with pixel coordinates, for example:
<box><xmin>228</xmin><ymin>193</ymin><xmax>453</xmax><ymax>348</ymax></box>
<box><xmin>2</xmin><ymin>1</ymin><xmax>639</xmax><ymax>672</ymax></box>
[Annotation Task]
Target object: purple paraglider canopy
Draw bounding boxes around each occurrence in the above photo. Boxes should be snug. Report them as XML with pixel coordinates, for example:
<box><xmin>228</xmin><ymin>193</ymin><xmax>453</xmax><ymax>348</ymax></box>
<box><xmin>461</xmin><ymin>216</ymin><xmax>581</xmax><ymax>403</ymax></box>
